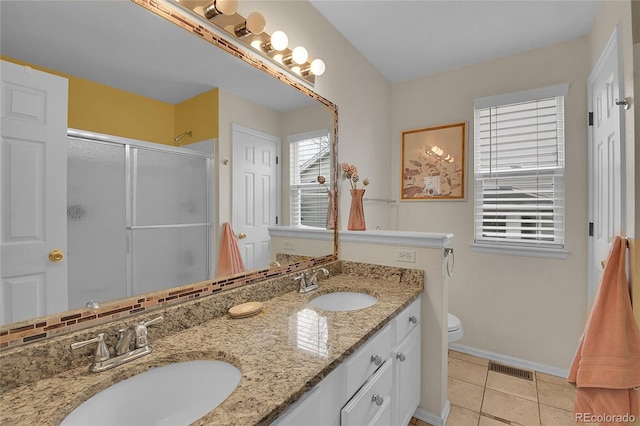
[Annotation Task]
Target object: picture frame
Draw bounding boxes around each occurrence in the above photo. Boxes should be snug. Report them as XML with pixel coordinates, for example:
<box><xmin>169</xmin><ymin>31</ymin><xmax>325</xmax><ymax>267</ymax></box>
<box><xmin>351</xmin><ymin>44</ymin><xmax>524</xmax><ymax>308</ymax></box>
<box><xmin>401</xmin><ymin>122</ymin><xmax>466</xmax><ymax>200</ymax></box>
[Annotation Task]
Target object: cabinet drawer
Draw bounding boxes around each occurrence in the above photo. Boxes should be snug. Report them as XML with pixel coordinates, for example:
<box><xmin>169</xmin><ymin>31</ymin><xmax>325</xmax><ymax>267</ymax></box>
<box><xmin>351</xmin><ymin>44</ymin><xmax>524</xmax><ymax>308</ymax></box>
<box><xmin>341</xmin><ymin>359</ymin><xmax>393</xmax><ymax>426</ymax></box>
<box><xmin>394</xmin><ymin>297</ymin><xmax>421</xmax><ymax>346</ymax></box>
<box><xmin>345</xmin><ymin>324</ymin><xmax>392</xmax><ymax>397</ymax></box>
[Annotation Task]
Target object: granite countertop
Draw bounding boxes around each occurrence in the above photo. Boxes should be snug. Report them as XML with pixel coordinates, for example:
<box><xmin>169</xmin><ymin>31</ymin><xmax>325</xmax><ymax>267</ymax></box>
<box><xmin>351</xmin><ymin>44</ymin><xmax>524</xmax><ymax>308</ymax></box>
<box><xmin>0</xmin><ymin>274</ymin><xmax>421</xmax><ymax>425</ymax></box>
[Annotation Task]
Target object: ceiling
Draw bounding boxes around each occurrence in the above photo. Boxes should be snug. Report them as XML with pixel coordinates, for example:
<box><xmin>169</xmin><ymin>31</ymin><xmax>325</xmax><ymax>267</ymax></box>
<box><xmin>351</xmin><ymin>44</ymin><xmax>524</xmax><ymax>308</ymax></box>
<box><xmin>0</xmin><ymin>1</ymin><xmax>602</xmax><ymax>107</ymax></box>
<box><xmin>309</xmin><ymin>0</ymin><xmax>602</xmax><ymax>83</ymax></box>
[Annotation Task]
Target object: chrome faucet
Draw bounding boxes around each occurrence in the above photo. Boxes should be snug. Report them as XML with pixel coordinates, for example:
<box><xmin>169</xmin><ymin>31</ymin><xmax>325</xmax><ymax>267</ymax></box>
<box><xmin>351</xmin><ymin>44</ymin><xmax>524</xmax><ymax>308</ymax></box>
<box><xmin>294</xmin><ymin>267</ymin><xmax>329</xmax><ymax>293</ymax></box>
<box><xmin>115</xmin><ymin>316</ymin><xmax>162</xmax><ymax>355</ymax></box>
<box><xmin>71</xmin><ymin>316</ymin><xmax>163</xmax><ymax>373</ymax></box>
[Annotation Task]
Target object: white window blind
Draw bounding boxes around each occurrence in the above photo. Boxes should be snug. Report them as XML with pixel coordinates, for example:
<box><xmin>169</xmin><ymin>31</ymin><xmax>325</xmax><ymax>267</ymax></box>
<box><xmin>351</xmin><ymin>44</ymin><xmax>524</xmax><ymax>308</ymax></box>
<box><xmin>289</xmin><ymin>131</ymin><xmax>331</xmax><ymax>228</ymax></box>
<box><xmin>474</xmin><ymin>85</ymin><xmax>567</xmax><ymax>249</ymax></box>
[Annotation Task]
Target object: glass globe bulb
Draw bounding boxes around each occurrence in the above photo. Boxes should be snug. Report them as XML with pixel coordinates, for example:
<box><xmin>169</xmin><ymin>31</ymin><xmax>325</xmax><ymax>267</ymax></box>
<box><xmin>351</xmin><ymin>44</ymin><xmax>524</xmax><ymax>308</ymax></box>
<box><xmin>291</xmin><ymin>46</ymin><xmax>308</xmax><ymax>65</ymax></box>
<box><xmin>216</xmin><ymin>0</ymin><xmax>237</xmax><ymax>15</ymax></box>
<box><xmin>270</xmin><ymin>31</ymin><xmax>288</xmax><ymax>51</ymax></box>
<box><xmin>246</xmin><ymin>12</ymin><xmax>266</xmax><ymax>34</ymax></box>
<box><xmin>203</xmin><ymin>0</ymin><xmax>237</xmax><ymax>18</ymax></box>
<box><xmin>310</xmin><ymin>58</ymin><xmax>325</xmax><ymax>76</ymax></box>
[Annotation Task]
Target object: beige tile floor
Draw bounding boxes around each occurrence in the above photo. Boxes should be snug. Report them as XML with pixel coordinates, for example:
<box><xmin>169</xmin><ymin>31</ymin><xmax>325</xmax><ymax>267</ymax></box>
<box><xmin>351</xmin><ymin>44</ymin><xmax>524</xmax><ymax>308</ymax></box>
<box><xmin>408</xmin><ymin>350</ymin><xmax>577</xmax><ymax>426</ymax></box>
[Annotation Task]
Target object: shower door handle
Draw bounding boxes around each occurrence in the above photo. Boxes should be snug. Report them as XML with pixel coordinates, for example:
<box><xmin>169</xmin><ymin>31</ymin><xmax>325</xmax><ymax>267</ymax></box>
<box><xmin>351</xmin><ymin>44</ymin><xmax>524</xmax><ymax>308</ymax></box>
<box><xmin>49</xmin><ymin>249</ymin><xmax>64</xmax><ymax>262</ymax></box>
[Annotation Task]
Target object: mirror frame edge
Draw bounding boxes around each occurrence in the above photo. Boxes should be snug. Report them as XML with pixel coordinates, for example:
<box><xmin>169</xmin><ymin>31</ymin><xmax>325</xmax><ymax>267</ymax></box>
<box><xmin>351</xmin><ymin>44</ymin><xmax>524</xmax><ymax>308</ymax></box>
<box><xmin>0</xmin><ymin>0</ymin><xmax>339</xmax><ymax>350</ymax></box>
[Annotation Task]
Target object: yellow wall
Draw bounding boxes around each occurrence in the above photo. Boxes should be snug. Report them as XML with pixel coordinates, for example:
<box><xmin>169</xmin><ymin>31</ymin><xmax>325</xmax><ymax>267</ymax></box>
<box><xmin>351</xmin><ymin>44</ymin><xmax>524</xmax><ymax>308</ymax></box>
<box><xmin>1</xmin><ymin>56</ymin><xmax>218</xmax><ymax>145</ymax></box>
<box><xmin>175</xmin><ymin>88</ymin><xmax>219</xmax><ymax>145</ymax></box>
<box><xmin>68</xmin><ymin>77</ymin><xmax>174</xmax><ymax>144</ymax></box>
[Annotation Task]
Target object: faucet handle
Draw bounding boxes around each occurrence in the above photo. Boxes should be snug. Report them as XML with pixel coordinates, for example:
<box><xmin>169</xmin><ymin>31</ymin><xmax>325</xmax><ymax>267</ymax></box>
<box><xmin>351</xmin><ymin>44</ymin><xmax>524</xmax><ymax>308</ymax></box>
<box><xmin>133</xmin><ymin>316</ymin><xmax>163</xmax><ymax>349</ymax></box>
<box><xmin>71</xmin><ymin>333</ymin><xmax>110</xmax><ymax>363</ymax></box>
<box><xmin>142</xmin><ymin>316</ymin><xmax>163</xmax><ymax>328</ymax></box>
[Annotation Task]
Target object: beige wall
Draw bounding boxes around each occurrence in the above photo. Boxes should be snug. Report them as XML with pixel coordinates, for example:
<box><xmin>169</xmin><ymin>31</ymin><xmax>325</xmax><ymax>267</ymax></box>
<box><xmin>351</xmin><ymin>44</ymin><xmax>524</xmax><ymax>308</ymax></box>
<box><xmin>339</xmin><ymin>238</ymin><xmax>449</xmax><ymax>420</ymax></box>
<box><xmin>238</xmin><ymin>1</ymin><xmax>394</xmax><ymax>231</ymax></box>
<box><xmin>391</xmin><ymin>37</ymin><xmax>591</xmax><ymax>371</ymax></box>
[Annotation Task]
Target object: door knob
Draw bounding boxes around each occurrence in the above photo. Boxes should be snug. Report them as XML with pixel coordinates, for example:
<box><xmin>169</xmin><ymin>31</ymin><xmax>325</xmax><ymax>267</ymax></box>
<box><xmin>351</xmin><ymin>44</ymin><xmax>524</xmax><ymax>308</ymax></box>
<box><xmin>49</xmin><ymin>249</ymin><xmax>64</xmax><ymax>262</ymax></box>
<box><xmin>237</xmin><ymin>232</ymin><xmax>247</xmax><ymax>240</ymax></box>
<box><xmin>601</xmin><ymin>259</ymin><xmax>606</xmax><ymax>269</ymax></box>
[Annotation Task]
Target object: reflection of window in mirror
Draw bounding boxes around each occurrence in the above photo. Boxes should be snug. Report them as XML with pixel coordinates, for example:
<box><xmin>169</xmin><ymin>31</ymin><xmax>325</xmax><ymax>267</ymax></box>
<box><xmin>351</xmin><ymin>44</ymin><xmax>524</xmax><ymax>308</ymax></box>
<box><xmin>289</xmin><ymin>130</ymin><xmax>331</xmax><ymax>228</ymax></box>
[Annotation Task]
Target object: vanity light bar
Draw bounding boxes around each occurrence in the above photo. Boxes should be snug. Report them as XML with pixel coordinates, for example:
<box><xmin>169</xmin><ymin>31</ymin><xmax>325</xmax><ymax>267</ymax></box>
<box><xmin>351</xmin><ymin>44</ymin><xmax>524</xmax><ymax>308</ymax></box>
<box><xmin>174</xmin><ymin>0</ymin><xmax>325</xmax><ymax>84</ymax></box>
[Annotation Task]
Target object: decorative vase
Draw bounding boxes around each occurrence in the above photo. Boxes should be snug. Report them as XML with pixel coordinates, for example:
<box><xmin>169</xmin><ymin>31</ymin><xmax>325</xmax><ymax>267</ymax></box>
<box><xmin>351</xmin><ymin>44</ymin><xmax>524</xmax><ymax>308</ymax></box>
<box><xmin>326</xmin><ymin>190</ymin><xmax>336</xmax><ymax>229</ymax></box>
<box><xmin>348</xmin><ymin>189</ymin><xmax>366</xmax><ymax>231</ymax></box>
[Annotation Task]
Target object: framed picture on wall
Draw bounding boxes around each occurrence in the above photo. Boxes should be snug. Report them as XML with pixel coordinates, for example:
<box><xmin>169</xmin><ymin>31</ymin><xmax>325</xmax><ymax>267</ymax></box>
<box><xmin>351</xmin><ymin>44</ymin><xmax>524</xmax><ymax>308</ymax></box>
<box><xmin>401</xmin><ymin>122</ymin><xmax>466</xmax><ymax>200</ymax></box>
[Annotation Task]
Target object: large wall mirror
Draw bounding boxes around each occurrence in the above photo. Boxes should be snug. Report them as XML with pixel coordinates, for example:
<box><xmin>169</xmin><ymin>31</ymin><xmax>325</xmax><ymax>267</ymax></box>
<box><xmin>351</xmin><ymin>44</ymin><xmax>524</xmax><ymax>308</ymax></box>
<box><xmin>0</xmin><ymin>0</ymin><xmax>337</xmax><ymax>343</ymax></box>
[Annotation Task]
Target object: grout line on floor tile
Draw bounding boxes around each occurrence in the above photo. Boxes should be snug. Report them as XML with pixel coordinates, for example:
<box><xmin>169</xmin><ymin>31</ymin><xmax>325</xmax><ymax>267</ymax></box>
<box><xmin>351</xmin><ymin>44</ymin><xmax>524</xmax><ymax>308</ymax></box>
<box><xmin>480</xmin><ymin>412</ymin><xmax>513</xmax><ymax>425</ymax></box>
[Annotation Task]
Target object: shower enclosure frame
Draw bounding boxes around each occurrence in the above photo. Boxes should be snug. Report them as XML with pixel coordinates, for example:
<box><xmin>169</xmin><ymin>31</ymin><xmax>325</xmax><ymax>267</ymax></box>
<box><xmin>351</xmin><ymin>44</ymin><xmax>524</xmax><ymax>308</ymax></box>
<box><xmin>67</xmin><ymin>128</ymin><xmax>215</xmax><ymax>309</ymax></box>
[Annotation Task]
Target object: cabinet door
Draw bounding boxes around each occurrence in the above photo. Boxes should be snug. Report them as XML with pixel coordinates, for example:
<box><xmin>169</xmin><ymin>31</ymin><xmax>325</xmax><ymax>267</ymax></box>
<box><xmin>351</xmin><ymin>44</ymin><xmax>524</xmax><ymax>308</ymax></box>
<box><xmin>394</xmin><ymin>297</ymin><xmax>421</xmax><ymax>346</ymax></box>
<box><xmin>272</xmin><ymin>363</ymin><xmax>344</xmax><ymax>426</ymax></box>
<box><xmin>271</xmin><ymin>386</ymin><xmax>322</xmax><ymax>426</ymax></box>
<box><xmin>394</xmin><ymin>326</ymin><xmax>421</xmax><ymax>426</ymax></box>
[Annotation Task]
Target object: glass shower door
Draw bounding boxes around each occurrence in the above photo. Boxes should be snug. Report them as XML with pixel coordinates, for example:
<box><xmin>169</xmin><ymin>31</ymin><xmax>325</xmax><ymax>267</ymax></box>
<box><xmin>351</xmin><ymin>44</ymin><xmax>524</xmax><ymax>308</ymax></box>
<box><xmin>67</xmin><ymin>138</ymin><xmax>127</xmax><ymax>309</ymax></box>
<box><xmin>130</xmin><ymin>147</ymin><xmax>211</xmax><ymax>294</ymax></box>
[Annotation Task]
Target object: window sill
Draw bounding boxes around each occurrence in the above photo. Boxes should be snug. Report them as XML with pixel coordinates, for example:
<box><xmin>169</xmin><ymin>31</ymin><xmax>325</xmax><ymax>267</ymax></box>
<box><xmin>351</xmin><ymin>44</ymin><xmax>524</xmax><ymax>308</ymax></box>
<box><xmin>471</xmin><ymin>243</ymin><xmax>569</xmax><ymax>259</ymax></box>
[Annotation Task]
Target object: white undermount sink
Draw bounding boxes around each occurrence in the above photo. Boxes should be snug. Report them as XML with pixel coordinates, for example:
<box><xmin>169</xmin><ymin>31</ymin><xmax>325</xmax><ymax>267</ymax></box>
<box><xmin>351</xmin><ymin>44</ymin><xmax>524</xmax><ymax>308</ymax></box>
<box><xmin>310</xmin><ymin>292</ymin><xmax>378</xmax><ymax>312</ymax></box>
<box><xmin>62</xmin><ymin>360</ymin><xmax>241</xmax><ymax>426</ymax></box>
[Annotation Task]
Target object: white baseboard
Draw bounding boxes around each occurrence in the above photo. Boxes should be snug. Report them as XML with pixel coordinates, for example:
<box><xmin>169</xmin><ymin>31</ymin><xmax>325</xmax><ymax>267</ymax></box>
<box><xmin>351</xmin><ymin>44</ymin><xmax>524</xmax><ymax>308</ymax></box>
<box><xmin>449</xmin><ymin>343</ymin><xmax>570</xmax><ymax>378</ymax></box>
<box><xmin>413</xmin><ymin>401</ymin><xmax>450</xmax><ymax>426</ymax></box>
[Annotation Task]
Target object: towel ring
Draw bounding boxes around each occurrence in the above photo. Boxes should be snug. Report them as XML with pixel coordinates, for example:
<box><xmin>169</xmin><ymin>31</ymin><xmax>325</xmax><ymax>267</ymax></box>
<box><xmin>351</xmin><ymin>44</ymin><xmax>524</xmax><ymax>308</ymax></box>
<box><xmin>444</xmin><ymin>248</ymin><xmax>454</xmax><ymax>277</ymax></box>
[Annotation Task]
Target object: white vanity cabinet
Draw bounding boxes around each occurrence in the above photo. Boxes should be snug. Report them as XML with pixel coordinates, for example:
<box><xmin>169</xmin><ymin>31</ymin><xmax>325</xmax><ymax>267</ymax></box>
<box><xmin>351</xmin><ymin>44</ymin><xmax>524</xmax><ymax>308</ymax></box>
<box><xmin>392</xmin><ymin>297</ymin><xmax>421</xmax><ymax>426</ymax></box>
<box><xmin>271</xmin><ymin>363</ymin><xmax>345</xmax><ymax>426</ymax></box>
<box><xmin>272</xmin><ymin>296</ymin><xmax>421</xmax><ymax>426</ymax></box>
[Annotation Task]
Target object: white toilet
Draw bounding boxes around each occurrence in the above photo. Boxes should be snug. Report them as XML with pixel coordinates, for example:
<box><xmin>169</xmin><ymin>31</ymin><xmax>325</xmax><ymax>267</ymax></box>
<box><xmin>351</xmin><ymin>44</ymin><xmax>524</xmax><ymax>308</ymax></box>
<box><xmin>448</xmin><ymin>313</ymin><xmax>463</xmax><ymax>343</ymax></box>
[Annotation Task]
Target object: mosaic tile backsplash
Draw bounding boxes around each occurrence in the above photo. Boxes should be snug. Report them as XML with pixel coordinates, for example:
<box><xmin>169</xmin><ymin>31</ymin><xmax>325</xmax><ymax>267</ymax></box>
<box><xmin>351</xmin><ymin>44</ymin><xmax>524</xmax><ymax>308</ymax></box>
<box><xmin>0</xmin><ymin>255</ymin><xmax>334</xmax><ymax>350</ymax></box>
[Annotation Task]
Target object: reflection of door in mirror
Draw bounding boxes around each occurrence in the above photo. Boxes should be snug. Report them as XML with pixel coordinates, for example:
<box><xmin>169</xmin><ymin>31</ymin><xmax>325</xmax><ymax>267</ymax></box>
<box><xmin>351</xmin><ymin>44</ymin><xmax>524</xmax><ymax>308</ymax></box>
<box><xmin>232</xmin><ymin>124</ymin><xmax>279</xmax><ymax>271</ymax></box>
<box><xmin>66</xmin><ymin>133</ymin><xmax>213</xmax><ymax>313</ymax></box>
<box><xmin>1</xmin><ymin>60</ymin><xmax>69</xmax><ymax>324</ymax></box>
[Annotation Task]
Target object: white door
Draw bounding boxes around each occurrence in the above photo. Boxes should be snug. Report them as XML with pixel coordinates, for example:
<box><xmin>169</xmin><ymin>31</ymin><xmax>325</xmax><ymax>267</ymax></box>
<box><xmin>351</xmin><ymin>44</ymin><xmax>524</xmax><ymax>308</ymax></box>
<box><xmin>0</xmin><ymin>60</ymin><xmax>69</xmax><ymax>324</ymax></box>
<box><xmin>587</xmin><ymin>28</ymin><xmax>625</xmax><ymax>305</ymax></box>
<box><xmin>232</xmin><ymin>124</ymin><xmax>279</xmax><ymax>271</ymax></box>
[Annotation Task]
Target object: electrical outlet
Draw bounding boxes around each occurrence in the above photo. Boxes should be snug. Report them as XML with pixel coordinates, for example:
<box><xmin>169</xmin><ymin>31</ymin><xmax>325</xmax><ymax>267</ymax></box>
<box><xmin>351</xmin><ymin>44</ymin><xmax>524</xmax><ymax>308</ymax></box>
<box><xmin>396</xmin><ymin>249</ymin><xmax>416</xmax><ymax>263</ymax></box>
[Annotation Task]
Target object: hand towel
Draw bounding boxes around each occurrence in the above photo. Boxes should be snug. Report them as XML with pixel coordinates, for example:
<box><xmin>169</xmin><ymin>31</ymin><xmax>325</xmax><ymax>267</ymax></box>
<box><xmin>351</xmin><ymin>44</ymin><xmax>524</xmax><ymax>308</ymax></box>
<box><xmin>215</xmin><ymin>222</ymin><xmax>245</xmax><ymax>278</ymax></box>
<box><xmin>568</xmin><ymin>236</ymin><xmax>640</xmax><ymax>423</ymax></box>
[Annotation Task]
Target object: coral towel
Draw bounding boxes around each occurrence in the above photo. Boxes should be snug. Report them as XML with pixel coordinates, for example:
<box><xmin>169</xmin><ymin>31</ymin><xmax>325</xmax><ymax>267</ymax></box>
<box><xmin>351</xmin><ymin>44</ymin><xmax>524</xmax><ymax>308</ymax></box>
<box><xmin>215</xmin><ymin>222</ymin><xmax>245</xmax><ymax>278</ymax></box>
<box><xmin>568</xmin><ymin>236</ymin><xmax>640</xmax><ymax>424</ymax></box>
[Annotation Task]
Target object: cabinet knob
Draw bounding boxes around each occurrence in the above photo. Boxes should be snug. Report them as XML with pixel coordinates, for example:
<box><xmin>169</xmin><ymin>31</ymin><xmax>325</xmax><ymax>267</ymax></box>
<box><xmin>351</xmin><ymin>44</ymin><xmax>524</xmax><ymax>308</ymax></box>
<box><xmin>409</xmin><ymin>315</ymin><xmax>418</xmax><ymax>324</ymax></box>
<box><xmin>397</xmin><ymin>352</ymin><xmax>406</xmax><ymax>362</ymax></box>
<box><xmin>370</xmin><ymin>354</ymin><xmax>383</xmax><ymax>366</ymax></box>
<box><xmin>371</xmin><ymin>394</ymin><xmax>384</xmax><ymax>406</ymax></box>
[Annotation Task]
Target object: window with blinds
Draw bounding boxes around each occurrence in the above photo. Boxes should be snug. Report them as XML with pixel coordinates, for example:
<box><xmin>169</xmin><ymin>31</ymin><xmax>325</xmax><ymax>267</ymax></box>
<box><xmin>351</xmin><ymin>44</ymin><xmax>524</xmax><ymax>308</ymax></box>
<box><xmin>473</xmin><ymin>85</ymin><xmax>567</xmax><ymax>249</ymax></box>
<box><xmin>289</xmin><ymin>131</ymin><xmax>331</xmax><ymax>228</ymax></box>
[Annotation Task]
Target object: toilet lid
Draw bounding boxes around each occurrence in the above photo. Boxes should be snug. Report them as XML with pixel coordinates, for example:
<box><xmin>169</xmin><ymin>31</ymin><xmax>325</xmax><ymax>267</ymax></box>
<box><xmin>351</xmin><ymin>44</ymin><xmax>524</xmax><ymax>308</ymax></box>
<box><xmin>448</xmin><ymin>313</ymin><xmax>461</xmax><ymax>332</ymax></box>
